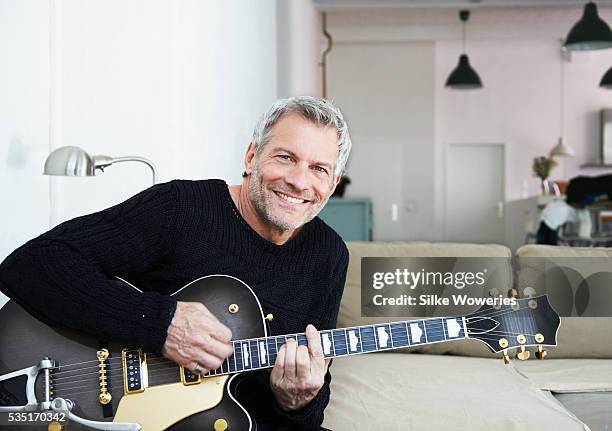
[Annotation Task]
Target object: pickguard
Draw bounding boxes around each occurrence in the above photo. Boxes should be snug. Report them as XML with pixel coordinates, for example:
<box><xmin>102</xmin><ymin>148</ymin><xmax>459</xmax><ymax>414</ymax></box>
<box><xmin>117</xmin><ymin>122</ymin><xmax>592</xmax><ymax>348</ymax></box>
<box><xmin>113</xmin><ymin>376</ymin><xmax>228</xmax><ymax>430</ymax></box>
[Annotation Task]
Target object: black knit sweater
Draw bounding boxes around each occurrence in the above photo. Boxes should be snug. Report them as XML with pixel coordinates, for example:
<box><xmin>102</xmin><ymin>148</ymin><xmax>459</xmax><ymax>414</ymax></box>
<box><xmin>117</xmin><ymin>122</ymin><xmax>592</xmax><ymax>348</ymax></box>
<box><xmin>0</xmin><ymin>179</ymin><xmax>349</xmax><ymax>430</ymax></box>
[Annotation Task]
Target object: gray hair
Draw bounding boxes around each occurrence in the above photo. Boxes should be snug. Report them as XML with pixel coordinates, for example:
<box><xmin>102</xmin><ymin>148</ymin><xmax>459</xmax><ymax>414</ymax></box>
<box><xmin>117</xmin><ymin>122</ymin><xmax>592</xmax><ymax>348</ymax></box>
<box><xmin>251</xmin><ymin>96</ymin><xmax>352</xmax><ymax>177</ymax></box>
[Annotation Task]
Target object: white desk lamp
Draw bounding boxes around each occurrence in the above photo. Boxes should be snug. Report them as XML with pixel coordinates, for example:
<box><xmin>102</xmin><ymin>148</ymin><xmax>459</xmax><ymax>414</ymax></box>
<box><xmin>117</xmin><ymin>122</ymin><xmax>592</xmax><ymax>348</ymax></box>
<box><xmin>44</xmin><ymin>146</ymin><xmax>157</xmax><ymax>185</ymax></box>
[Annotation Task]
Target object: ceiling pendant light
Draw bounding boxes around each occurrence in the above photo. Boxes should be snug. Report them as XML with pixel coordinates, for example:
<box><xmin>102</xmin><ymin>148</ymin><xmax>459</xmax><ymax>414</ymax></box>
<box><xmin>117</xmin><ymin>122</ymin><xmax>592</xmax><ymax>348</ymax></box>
<box><xmin>564</xmin><ymin>2</ymin><xmax>612</xmax><ymax>51</ymax></box>
<box><xmin>446</xmin><ymin>10</ymin><xmax>483</xmax><ymax>90</ymax></box>
<box><xmin>551</xmin><ymin>48</ymin><xmax>575</xmax><ymax>159</ymax></box>
<box><xmin>600</xmin><ymin>65</ymin><xmax>612</xmax><ymax>88</ymax></box>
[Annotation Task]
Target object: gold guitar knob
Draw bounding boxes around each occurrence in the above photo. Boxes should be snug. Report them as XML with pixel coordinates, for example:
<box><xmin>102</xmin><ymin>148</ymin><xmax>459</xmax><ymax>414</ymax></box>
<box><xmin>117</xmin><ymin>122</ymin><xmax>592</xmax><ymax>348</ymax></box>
<box><xmin>48</xmin><ymin>422</ymin><xmax>63</xmax><ymax>431</ymax></box>
<box><xmin>214</xmin><ymin>418</ymin><xmax>228</xmax><ymax>431</ymax></box>
<box><xmin>535</xmin><ymin>345</ymin><xmax>547</xmax><ymax>360</ymax></box>
<box><xmin>265</xmin><ymin>313</ymin><xmax>274</xmax><ymax>322</ymax></box>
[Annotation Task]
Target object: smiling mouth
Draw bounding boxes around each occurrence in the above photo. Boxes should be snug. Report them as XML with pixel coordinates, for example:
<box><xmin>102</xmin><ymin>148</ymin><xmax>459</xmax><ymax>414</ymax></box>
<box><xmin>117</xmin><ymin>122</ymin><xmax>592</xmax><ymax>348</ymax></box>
<box><xmin>274</xmin><ymin>191</ymin><xmax>309</xmax><ymax>204</ymax></box>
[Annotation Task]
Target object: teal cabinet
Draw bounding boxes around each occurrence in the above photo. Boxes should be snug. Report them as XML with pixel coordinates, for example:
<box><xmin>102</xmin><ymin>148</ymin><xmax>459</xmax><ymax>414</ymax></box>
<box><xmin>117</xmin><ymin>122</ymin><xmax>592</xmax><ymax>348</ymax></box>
<box><xmin>318</xmin><ymin>198</ymin><xmax>372</xmax><ymax>241</ymax></box>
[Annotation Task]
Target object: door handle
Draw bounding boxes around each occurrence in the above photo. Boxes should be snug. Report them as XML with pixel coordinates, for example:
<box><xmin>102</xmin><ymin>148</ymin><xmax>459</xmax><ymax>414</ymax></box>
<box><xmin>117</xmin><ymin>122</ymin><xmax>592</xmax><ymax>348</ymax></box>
<box><xmin>497</xmin><ymin>201</ymin><xmax>505</xmax><ymax>219</ymax></box>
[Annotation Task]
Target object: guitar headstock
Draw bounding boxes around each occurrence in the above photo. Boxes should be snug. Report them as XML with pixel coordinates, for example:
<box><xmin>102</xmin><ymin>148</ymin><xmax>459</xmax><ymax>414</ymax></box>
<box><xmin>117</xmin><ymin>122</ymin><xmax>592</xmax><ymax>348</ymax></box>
<box><xmin>465</xmin><ymin>295</ymin><xmax>560</xmax><ymax>362</ymax></box>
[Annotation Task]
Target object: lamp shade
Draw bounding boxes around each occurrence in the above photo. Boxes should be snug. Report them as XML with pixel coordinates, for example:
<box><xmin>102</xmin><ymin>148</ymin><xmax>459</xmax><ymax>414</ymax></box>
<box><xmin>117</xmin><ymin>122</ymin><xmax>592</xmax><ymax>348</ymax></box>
<box><xmin>43</xmin><ymin>146</ymin><xmax>96</xmax><ymax>177</ymax></box>
<box><xmin>600</xmin><ymin>65</ymin><xmax>612</xmax><ymax>88</ymax></box>
<box><xmin>43</xmin><ymin>146</ymin><xmax>157</xmax><ymax>184</ymax></box>
<box><xmin>550</xmin><ymin>137</ymin><xmax>575</xmax><ymax>157</ymax></box>
<box><xmin>445</xmin><ymin>54</ymin><xmax>483</xmax><ymax>89</ymax></box>
<box><xmin>564</xmin><ymin>2</ymin><xmax>612</xmax><ymax>51</ymax></box>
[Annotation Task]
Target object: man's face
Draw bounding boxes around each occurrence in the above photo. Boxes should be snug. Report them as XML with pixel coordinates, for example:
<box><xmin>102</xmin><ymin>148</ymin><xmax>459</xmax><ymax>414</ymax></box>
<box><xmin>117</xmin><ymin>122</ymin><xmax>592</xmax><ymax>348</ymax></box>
<box><xmin>245</xmin><ymin>113</ymin><xmax>340</xmax><ymax>232</ymax></box>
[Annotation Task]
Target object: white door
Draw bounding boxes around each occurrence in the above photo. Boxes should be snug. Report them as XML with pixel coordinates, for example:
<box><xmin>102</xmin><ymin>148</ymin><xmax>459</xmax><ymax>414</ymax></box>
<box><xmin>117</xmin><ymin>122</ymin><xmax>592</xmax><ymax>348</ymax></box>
<box><xmin>445</xmin><ymin>144</ymin><xmax>505</xmax><ymax>243</ymax></box>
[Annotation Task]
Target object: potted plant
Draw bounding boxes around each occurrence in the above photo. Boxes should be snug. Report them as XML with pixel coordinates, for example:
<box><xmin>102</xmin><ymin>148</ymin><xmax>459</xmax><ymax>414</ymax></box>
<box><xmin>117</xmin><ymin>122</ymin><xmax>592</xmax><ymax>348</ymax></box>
<box><xmin>532</xmin><ymin>156</ymin><xmax>557</xmax><ymax>195</ymax></box>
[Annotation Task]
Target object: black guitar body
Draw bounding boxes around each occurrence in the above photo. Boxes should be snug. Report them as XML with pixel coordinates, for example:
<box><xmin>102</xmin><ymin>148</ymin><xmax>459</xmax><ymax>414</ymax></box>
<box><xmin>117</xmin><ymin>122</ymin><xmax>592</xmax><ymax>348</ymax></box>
<box><xmin>0</xmin><ymin>275</ymin><xmax>267</xmax><ymax>430</ymax></box>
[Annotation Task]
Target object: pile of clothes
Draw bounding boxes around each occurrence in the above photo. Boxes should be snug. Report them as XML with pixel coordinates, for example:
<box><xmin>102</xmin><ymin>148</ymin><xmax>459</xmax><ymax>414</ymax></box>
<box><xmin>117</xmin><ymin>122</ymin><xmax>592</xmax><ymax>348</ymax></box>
<box><xmin>537</xmin><ymin>174</ymin><xmax>612</xmax><ymax>245</ymax></box>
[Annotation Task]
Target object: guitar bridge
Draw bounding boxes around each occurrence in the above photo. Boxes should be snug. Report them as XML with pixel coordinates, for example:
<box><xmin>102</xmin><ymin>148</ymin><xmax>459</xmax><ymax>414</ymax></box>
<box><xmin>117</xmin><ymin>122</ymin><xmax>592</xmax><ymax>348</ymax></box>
<box><xmin>122</xmin><ymin>349</ymin><xmax>147</xmax><ymax>395</ymax></box>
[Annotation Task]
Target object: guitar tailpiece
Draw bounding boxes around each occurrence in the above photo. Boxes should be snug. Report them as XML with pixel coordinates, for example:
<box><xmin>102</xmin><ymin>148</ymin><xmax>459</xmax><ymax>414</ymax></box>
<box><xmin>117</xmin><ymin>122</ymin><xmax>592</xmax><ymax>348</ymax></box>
<box><xmin>0</xmin><ymin>358</ymin><xmax>58</xmax><ymax>413</ymax></box>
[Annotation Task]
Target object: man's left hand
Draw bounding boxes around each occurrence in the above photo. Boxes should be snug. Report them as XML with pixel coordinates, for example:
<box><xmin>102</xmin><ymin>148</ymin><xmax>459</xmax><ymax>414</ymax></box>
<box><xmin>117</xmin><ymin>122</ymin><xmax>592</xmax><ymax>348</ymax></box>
<box><xmin>270</xmin><ymin>324</ymin><xmax>330</xmax><ymax>412</ymax></box>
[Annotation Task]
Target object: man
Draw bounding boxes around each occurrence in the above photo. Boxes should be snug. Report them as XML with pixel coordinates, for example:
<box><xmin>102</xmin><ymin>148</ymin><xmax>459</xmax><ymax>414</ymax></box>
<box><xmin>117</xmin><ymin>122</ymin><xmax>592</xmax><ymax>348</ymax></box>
<box><xmin>0</xmin><ymin>96</ymin><xmax>352</xmax><ymax>430</ymax></box>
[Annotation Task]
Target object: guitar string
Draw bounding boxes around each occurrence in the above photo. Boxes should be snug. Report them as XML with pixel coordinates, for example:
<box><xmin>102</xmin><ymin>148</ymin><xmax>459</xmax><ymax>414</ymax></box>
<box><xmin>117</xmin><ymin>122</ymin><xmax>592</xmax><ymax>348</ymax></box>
<box><xmin>53</xmin><ymin>331</ymin><xmax>545</xmax><ymax>401</ymax></box>
<box><xmin>50</xmin><ymin>327</ymin><xmax>541</xmax><ymax>391</ymax></box>
<box><xmin>50</xmin><ymin>323</ymin><xmax>449</xmax><ymax>377</ymax></box>
<box><xmin>50</xmin><ymin>303</ymin><xmax>541</xmax><ymax>386</ymax></box>
<box><xmin>49</xmin><ymin>307</ymin><xmax>514</xmax><ymax>373</ymax></box>
<box><xmin>50</xmin><ymin>303</ymin><xmax>546</xmax><ymax>386</ymax></box>
<box><xmin>49</xmin><ymin>300</ymin><xmax>537</xmax><ymax>373</ymax></box>
<box><xmin>465</xmin><ymin>305</ymin><xmax>537</xmax><ymax>323</ymax></box>
<box><xmin>464</xmin><ymin>303</ymin><xmax>536</xmax><ymax>320</ymax></box>
<box><xmin>53</xmin><ymin>337</ymin><xmax>544</xmax><ymax>396</ymax></box>
<box><xmin>50</xmin><ymin>324</ymin><xmax>454</xmax><ymax>387</ymax></box>
<box><xmin>52</xmin><ymin>333</ymin><xmax>533</xmax><ymax>392</ymax></box>
<box><xmin>52</xmin><ymin>323</ymin><xmax>546</xmax><ymax>398</ymax></box>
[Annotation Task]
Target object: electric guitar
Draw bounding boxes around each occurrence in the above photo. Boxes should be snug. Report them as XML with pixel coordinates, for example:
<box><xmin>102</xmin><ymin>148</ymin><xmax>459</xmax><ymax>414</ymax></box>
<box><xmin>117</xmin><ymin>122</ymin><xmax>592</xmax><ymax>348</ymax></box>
<box><xmin>0</xmin><ymin>275</ymin><xmax>560</xmax><ymax>430</ymax></box>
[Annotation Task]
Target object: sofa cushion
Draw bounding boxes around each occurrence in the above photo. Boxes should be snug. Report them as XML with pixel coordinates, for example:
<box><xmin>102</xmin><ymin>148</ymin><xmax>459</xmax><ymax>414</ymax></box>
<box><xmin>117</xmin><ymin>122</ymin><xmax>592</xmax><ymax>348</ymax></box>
<box><xmin>515</xmin><ymin>245</ymin><xmax>612</xmax><ymax>358</ymax></box>
<box><xmin>323</xmin><ymin>353</ymin><xmax>588</xmax><ymax>431</ymax></box>
<box><xmin>513</xmin><ymin>359</ymin><xmax>612</xmax><ymax>393</ymax></box>
<box><xmin>338</xmin><ymin>242</ymin><xmax>512</xmax><ymax>357</ymax></box>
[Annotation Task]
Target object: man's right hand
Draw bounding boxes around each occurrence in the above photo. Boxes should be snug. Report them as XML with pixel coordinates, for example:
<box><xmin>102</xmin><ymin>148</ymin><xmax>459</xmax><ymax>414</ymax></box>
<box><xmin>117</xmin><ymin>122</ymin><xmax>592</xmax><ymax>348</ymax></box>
<box><xmin>162</xmin><ymin>301</ymin><xmax>233</xmax><ymax>374</ymax></box>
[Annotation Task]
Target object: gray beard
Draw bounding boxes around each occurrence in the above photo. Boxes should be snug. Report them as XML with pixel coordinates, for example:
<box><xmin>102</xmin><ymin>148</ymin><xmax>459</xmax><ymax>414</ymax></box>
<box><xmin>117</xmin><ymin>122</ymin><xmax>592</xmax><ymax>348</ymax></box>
<box><xmin>248</xmin><ymin>165</ymin><xmax>318</xmax><ymax>232</ymax></box>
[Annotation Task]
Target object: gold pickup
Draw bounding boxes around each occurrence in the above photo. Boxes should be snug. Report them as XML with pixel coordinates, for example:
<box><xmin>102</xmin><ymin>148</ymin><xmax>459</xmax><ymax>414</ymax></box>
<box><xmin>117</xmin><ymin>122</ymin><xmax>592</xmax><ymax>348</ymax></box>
<box><xmin>122</xmin><ymin>348</ymin><xmax>147</xmax><ymax>395</ymax></box>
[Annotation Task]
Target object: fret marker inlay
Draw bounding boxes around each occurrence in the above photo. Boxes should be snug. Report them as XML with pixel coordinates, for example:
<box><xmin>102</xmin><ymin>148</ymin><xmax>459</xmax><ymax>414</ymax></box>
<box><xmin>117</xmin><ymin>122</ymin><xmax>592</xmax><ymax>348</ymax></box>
<box><xmin>259</xmin><ymin>341</ymin><xmax>267</xmax><ymax>364</ymax></box>
<box><xmin>242</xmin><ymin>343</ymin><xmax>250</xmax><ymax>366</ymax></box>
<box><xmin>322</xmin><ymin>333</ymin><xmax>332</xmax><ymax>355</ymax></box>
<box><xmin>348</xmin><ymin>330</ymin><xmax>359</xmax><ymax>352</ymax></box>
<box><xmin>410</xmin><ymin>323</ymin><xmax>423</xmax><ymax>343</ymax></box>
<box><xmin>446</xmin><ymin>318</ymin><xmax>461</xmax><ymax>338</ymax></box>
<box><xmin>377</xmin><ymin>327</ymin><xmax>389</xmax><ymax>348</ymax></box>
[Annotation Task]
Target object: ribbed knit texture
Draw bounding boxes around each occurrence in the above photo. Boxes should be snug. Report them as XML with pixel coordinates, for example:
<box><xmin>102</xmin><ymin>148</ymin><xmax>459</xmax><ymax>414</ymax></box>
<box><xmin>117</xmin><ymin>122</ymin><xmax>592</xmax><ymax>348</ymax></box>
<box><xmin>0</xmin><ymin>179</ymin><xmax>348</xmax><ymax>430</ymax></box>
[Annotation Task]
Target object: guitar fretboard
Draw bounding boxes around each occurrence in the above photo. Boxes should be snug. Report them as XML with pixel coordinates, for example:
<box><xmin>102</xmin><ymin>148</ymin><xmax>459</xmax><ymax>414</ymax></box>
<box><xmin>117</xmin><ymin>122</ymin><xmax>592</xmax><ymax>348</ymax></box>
<box><xmin>204</xmin><ymin>316</ymin><xmax>466</xmax><ymax>377</ymax></box>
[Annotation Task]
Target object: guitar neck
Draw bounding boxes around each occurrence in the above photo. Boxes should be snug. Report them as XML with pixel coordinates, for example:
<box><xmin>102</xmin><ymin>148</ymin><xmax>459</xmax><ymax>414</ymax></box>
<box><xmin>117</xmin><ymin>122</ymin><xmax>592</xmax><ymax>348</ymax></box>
<box><xmin>206</xmin><ymin>316</ymin><xmax>467</xmax><ymax>377</ymax></box>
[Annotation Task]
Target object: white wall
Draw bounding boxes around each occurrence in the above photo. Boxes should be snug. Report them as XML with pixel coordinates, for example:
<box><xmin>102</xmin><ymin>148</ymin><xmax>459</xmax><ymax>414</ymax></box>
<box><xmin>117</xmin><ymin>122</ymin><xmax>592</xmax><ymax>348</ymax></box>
<box><xmin>0</xmin><ymin>0</ymin><xmax>279</xmax><ymax>308</ymax></box>
<box><xmin>327</xmin><ymin>6</ymin><xmax>612</xmax><ymax>243</ymax></box>
<box><xmin>0</xmin><ymin>1</ymin><xmax>51</xmax><ymax>308</ymax></box>
<box><xmin>176</xmin><ymin>0</ymin><xmax>278</xmax><ymax>183</ymax></box>
<box><xmin>329</xmin><ymin>41</ymin><xmax>436</xmax><ymax>240</ymax></box>
<box><xmin>49</xmin><ymin>0</ymin><xmax>278</xmax><ymax>224</ymax></box>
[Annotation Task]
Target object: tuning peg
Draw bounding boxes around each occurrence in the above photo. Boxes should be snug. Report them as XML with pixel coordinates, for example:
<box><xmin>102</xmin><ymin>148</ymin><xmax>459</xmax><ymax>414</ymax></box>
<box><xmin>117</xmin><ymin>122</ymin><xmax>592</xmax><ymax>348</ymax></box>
<box><xmin>515</xmin><ymin>335</ymin><xmax>530</xmax><ymax>360</ymax></box>
<box><xmin>535</xmin><ymin>345</ymin><xmax>547</xmax><ymax>360</ymax></box>
<box><xmin>507</xmin><ymin>288</ymin><xmax>518</xmax><ymax>298</ymax></box>
<box><xmin>502</xmin><ymin>349</ymin><xmax>511</xmax><ymax>364</ymax></box>
<box><xmin>523</xmin><ymin>286</ymin><xmax>536</xmax><ymax>298</ymax></box>
<box><xmin>516</xmin><ymin>345</ymin><xmax>530</xmax><ymax>361</ymax></box>
<box><xmin>488</xmin><ymin>288</ymin><xmax>499</xmax><ymax>297</ymax></box>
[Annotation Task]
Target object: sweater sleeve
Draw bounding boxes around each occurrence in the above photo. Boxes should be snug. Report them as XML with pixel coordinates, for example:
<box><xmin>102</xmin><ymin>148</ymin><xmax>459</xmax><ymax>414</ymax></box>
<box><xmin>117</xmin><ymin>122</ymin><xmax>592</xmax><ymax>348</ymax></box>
<box><xmin>0</xmin><ymin>181</ymin><xmax>180</xmax><ymax>351</ymax></box>
<box><xmin>271</xmin><ymin>240</ymin><xmax>349</xmax><ymax>430</ymax></box>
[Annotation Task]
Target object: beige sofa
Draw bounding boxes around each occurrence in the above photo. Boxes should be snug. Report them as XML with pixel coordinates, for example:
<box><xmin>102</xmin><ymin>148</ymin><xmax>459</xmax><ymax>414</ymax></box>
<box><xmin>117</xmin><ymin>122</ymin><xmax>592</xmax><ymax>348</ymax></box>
<box><xmin>322</xmin><ymin>242</ymin><xmax>612</xmax><ymax>431</ymax></box>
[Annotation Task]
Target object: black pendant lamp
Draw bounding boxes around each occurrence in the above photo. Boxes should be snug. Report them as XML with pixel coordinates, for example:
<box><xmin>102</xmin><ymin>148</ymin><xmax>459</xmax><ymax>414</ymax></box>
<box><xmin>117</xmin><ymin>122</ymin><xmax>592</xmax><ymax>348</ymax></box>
<box><xmin>601</xmin><ymin>66</ymin><xmax>612</xmax><ymax>88</ymax></box>
<box><xmin>446</xmin><ymin>10</ymin><xmax>483</xmax><ymax>90</ymax></box>
<box><xmin>564</xmin><ymin>2</ymin><xmax>612</xmax><ymax>51</ymax></box>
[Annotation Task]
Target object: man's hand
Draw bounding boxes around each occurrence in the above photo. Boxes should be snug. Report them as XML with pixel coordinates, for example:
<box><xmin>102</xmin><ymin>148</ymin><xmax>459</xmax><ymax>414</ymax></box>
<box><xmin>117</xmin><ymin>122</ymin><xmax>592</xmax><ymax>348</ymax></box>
<box><xmin>162</xmin><ymin>301</ymin><xmax>233</xmax><ymax>374</ymax></box>
<box><xmin>270</xmin><ymin>324</ymin><xmax>330</xmax><ymax>412</ymax></box>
